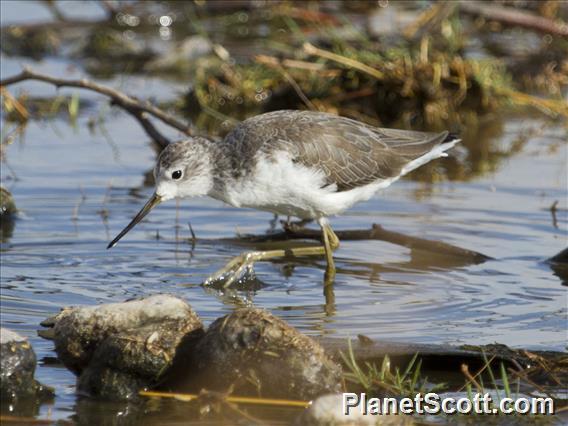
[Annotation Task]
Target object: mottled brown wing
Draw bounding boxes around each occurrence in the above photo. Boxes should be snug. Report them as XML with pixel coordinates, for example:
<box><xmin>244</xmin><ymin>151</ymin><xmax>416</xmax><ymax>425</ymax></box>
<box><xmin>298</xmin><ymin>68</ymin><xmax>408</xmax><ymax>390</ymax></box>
<box><xmin>225</xmin><ymin>110</ymin><xmax>450</xmax><ymax>191</ymax></box>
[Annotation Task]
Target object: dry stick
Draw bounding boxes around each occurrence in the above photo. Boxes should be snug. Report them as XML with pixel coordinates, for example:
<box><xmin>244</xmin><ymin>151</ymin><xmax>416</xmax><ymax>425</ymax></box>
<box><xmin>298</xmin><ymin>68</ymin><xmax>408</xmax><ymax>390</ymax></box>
<box><xmin>240</xmin><ymin>223</ymin><xmax>492</xmax><ymax>264</ymax></box>
<box><xmin>458</xmin><ymin>355</ymin><xmax>497</xmax><ymax>392</ymax></box>
<box><xmin>521</xmin><ymin>350</ymin><xmax>563</xmax><ymax>387</ymax></box>
<box><xmin>139</xmin><ymin>390</ymin><xmax>310</xmax><ymax>408</ymax></box>
<box><xmin>507</xmin><ymin>368</ymin><xmax>555</xmax><ymax>400</ymax></box>
<box><xmin>549</xmin><ymin>200</ymin><xmax>559</xmax><ymax>229</ymax></box>
<box><xmin>459</xmin><ymin>0</ymin><xmax>568</xmax><ymax>37</ymax></box>
<box><xmin>255</xmin><ymin>55</ymin><xmax>317</xmax><ymax>110</ymax></box>
<box><xmin>404</xmin><ymin>1</ymin><xmax>456</xmax><ymax>39</ymax></box>
<box><xmin>492</xmin><ymin>86</ymin><xmax>568</xmax><ymax>118</ymax></box>
<box><xmin>303</xmin><ymin>42</ymin><xmax>385</xmax><ymax>80</ymax></box>
<box><xmin>0</xmin><ymin>87</ymin><xmax>29</xmax><ymax>120</ymax></box>
<box><xmin>461</xmin><ymin>363</ymin><xmax>484</xmax><ymax>394</ymax></box>
<box><xmin>128</xmin><ymin>109</ymin><xmax>171</xmax><ymax>149</ymax></box>
<box><xmin>0</xmin><ymin>68</ymin><xmax>195</xmax><ymax>148</ymax></box>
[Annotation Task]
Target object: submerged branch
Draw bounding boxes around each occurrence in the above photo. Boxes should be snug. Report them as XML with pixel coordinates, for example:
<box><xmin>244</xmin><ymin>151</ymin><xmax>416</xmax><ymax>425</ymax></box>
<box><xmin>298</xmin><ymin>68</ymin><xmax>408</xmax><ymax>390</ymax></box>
<box><xmin>240</xmin><ymin>223</ymin><xmax>492</xmax><ymax>264</ymax></box>
<box><xmin>0</xmin><ymin>68</ymin><xmax>196</xmax><ymax>148</ymax></box>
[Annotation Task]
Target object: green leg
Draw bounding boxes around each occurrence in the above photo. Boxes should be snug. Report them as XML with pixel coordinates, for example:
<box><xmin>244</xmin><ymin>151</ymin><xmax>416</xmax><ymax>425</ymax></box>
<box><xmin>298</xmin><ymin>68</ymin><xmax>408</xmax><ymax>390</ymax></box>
<box><xmin>204</xmin><ymin>245</ymin><xmax>328</xmax><ymax>287</ymax></box>
<box><xmin>321</xmin><ymin>221</ymin><xmax>340</xmax><ymax>285</ymax></box>
<box><xmin>204</xmin><ymin>219</ymin><xmax>341</xmax><ymax>288</ymax></box>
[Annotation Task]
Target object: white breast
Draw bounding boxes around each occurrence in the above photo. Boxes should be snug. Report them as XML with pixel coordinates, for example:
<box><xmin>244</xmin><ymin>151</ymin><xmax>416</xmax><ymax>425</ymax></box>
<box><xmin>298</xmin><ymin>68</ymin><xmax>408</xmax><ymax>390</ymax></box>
<box><xmin>211</xmin><ymin>151</ymin><xmax>386</xmax><ymax>218</ymax></box>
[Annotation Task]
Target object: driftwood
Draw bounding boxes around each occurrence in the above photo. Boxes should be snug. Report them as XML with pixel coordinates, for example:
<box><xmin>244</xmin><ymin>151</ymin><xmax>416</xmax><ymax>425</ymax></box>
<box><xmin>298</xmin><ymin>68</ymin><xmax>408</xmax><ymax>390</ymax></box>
<box><xmin>0</xmin><ymin>68</ymin><xmax>196</xmax><ymax>148</ymax></box>
<box><xmin>239</xmin><ymin>223</ymin><xmax>492</xmax><ymax>265</ymax></box>
<box><xmin>459</xmin><ymin>1</ymin><xmax>568</xmax><ymax>36</ymax></box>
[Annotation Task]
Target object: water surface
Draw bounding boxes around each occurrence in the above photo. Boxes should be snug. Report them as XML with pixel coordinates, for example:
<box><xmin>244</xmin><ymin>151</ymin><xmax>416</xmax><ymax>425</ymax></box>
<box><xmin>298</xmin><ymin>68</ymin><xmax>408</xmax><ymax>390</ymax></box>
<box><xmin>0</xmin><ymin>1</ymin><xmax>567</xmax><ymax>423</ymax></box>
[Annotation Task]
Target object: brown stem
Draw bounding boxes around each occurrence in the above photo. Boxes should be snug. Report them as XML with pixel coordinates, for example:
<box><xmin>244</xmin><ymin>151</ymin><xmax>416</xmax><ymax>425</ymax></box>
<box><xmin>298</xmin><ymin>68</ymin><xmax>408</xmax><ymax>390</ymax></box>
<box><xmin>128</xmin><ymin>109</ymin><xmax>171</xmax><ymax>149</ymax></box>
<box><xmin>459</xmin><ymin>1</ymin><xmax>568</xmax><ymax>36</ymax></box>
<box><xmin>239</xmin><ymin>223</ymin><xmax>492</xmax><ymax>264</ymax></box>
<box><xmin>0</xmin><ymin>68</ymin><xmax>196</xmax><ymax>148</ymax></box>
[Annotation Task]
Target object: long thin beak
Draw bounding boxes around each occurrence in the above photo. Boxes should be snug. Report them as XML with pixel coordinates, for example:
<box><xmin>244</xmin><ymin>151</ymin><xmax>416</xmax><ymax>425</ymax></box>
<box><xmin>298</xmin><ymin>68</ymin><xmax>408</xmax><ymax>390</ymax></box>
<box><xmin>107</xmin><ymin>193</ymin><xmax>162</xmax><ymax>249</ymax></box>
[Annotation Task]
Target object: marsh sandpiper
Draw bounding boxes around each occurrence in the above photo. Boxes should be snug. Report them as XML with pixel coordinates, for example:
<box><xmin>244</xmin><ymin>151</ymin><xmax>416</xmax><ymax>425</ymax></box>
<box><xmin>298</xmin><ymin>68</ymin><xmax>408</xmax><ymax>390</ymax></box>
<box><xmin>107</xmin><ymin>110</ymin><xmax>460</xmax><ymax>285</ymax></box>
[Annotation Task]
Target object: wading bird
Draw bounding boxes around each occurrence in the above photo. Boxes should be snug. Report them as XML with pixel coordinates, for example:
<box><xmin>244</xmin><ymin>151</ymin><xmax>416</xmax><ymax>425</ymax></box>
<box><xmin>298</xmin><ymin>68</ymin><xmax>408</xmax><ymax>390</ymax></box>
<box><xmin>108</xmin><ymin>110</ymin><xmax>459</xmax><ymax>286</ymax></box>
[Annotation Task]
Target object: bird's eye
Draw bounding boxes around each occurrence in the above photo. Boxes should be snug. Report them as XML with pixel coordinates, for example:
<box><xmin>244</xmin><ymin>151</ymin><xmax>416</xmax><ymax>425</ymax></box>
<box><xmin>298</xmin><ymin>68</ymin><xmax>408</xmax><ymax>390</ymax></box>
<box><xmin>171</xmin><ymin>170</ymin><xmax>182</xmax><ymax>180</ymax></box>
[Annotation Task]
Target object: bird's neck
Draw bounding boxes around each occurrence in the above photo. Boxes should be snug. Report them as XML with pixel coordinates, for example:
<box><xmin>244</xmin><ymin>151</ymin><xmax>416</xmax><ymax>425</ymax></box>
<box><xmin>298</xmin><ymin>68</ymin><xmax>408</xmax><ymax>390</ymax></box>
<box><xmin>194</xmin><ymin>137</ymin><xmax>233</xmax><ymax>200</ymax></box>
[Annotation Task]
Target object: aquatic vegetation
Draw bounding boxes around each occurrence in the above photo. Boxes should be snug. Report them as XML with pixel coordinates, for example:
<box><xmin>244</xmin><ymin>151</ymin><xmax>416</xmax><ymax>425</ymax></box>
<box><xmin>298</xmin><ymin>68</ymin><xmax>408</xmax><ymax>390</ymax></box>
<box><xmin>341</xmin><ymin>339</ymin><xmax>444</xmax><ymax>398</ymax></box>
<box><xmin>181</xmin><ymin>2</ymin><xmax>567</xmax><ymax>131</ymax></box>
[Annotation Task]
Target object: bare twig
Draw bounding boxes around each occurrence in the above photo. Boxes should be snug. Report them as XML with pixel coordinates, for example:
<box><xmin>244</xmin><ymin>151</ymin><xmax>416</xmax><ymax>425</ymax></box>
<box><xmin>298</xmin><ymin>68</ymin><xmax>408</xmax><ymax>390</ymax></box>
<box><xmin>239</xmin><ymin>223</ymin><xmax>492</xmax><ymax>264</ymax></box>
<box><xmin>550</xmin><ymin>200</ymin><xmax>558</xmax><ymax>229</ymax></box>
<box><xmin>303</xmin><ymin>42</ymin><xmax>385</xmax><ymax>80</ymax></box>
<box><xmin>404</xmin><ymin>2</ymin><xmax>457</xmax><ymax>39</ymax></box>
<box><xmin>0</xmin><ymin>87</ymin><xmax>29</xmax><ymax>121</ymax></box>
<box><xmin>0</xmin><ymin>68</ymin><xmax>195</xmax><ymax>148</ymax></box>
<box><xmin>188</xmin><ymin>222</ymin><xmax>197</xmax><ymax>247</ymax></box>
<box><xmin>459</xmin><ymin>1</ymin><xmax>568</xmax><ymax>36</ymax></box>
<box><xmin>139</xmin><ymin>390</ymin><xmax>310</xmax><ymax>408</ymax></box>
<box><xmin>458</xmin><ymin>355</ymin><xmax>497</xmax><ymax>392</ymax></box>
<box><xmin>492</xmin><ymin>86</ymin><xmax>568</xmax><ymax>118</ymax></box>
<box><xmin>128</xmin><ymin>109</ymin><xmax>171</xmax><ymax>148</ymax></box>
<box><xmin>461</xmin><ymin>363</ymin><xmax>484</xmax><ymax>394</ymax></box>
<box><xmin>255</xmin><ymin>55</ymin><xmax>316</xmax><ymax>110</ymax></box>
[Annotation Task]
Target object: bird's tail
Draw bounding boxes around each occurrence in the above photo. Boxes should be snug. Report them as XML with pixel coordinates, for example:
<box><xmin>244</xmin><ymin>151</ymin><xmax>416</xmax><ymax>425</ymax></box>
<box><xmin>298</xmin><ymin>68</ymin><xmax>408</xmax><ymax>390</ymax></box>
<box><xmin>399</xmin><ymin>136</ymin><xmax>461</xmax><ymax>177</ymax></box>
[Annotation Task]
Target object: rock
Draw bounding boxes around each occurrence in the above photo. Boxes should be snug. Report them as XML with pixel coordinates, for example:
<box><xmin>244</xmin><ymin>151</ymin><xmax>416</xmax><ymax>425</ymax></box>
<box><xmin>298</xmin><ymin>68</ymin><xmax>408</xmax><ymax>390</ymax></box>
<box><xmin>41</xmin><ymin>295</ymin><xmax>204</xmax><ymax>400</ymax></box>
<box><xmin>0</xmin><ymin>187</ymin><xmax>16</xmax><ymax>218</ymax></box>
<box><xmin>547</xmin><ymin>247</ymin><xmax>568</xmax><ymax>264</ymax></box>
<box><xmin>298</xmin><ymin>393</ymin><xmax>374</xmax><ymax>425</ymax></box>
<box><xmin>0</xmin><ymin>328</ymin><xmax>53</xmax><ymax>402</ymax></box>
<box><xmin>547</xmin><ymin>247</ymin><xmax>568</xmax><ymax>285</ymax></box>
<box><xmin>297</xmin><ymin>394</ymin><xmax>413</xmax><ymax>426</ymax></box>
<box><xmin>0</xmin><ymin>187</ymin><xmax>16</xmax><ymax>242</ymax></box>
<box><xmin>190</xmin><ymin>308</ymin><xmax>342</xmax><ymax>400</ymax></box>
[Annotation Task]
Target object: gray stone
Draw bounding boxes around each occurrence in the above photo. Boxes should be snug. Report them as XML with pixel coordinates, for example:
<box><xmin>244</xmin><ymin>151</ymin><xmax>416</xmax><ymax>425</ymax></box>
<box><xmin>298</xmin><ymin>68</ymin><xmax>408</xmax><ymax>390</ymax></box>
<box><xmin>297</xmin><ymin>393</ymin><xmax>413</xmax><ymax>426</ymax></box>
<box><xmin>0</xmin><ymin>187</ymin><xmax>16</xmax><ymax>218</ymax></box>
<box><xmin>191</xmin><ymin>308</ymin><xmax>342</xmax><ymax>400</ymax></box>
<box><xmin>41</xmin><ymin>295</ymin><xmax>204</xmax><ymax>400</ymax></box>
<box><xmin>0</xmin><ymin>187</ymin><xmax>16</xmax><ymax>241</ymax></box>
<box><xmin>0</xmin><ymin>328</ymin><xmax>52</xmax><ymax>402</ymax></box>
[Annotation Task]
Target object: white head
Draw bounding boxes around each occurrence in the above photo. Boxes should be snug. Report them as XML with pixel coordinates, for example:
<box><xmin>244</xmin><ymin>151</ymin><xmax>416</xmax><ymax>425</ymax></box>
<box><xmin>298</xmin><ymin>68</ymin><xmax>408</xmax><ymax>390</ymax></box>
<box><xmin>154</xmin><ymin>138</ymin><xmax>215</xmax><ymax>201</ymax></box>
<box><xmin>107</xmin><ymin>138</ymin><xmax>215</xmax><ymax>248</ymax></box>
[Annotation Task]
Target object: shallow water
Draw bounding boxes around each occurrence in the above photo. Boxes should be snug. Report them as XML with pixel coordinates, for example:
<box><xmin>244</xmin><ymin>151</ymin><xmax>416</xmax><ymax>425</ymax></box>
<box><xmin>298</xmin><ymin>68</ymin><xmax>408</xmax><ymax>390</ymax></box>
<box><xmin>1</xmin><ymin>1</ymin><xmax>567</xmax><ymax>424</ymax></box>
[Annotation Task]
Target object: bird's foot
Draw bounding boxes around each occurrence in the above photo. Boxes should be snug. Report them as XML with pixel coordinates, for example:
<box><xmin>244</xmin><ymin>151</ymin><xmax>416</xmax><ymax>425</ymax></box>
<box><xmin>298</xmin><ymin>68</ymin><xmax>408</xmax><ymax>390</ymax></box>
<box><xmin>203</xmin><ymin>252</ymin><xmax>260</xmax><ymax>288</ymax></box>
